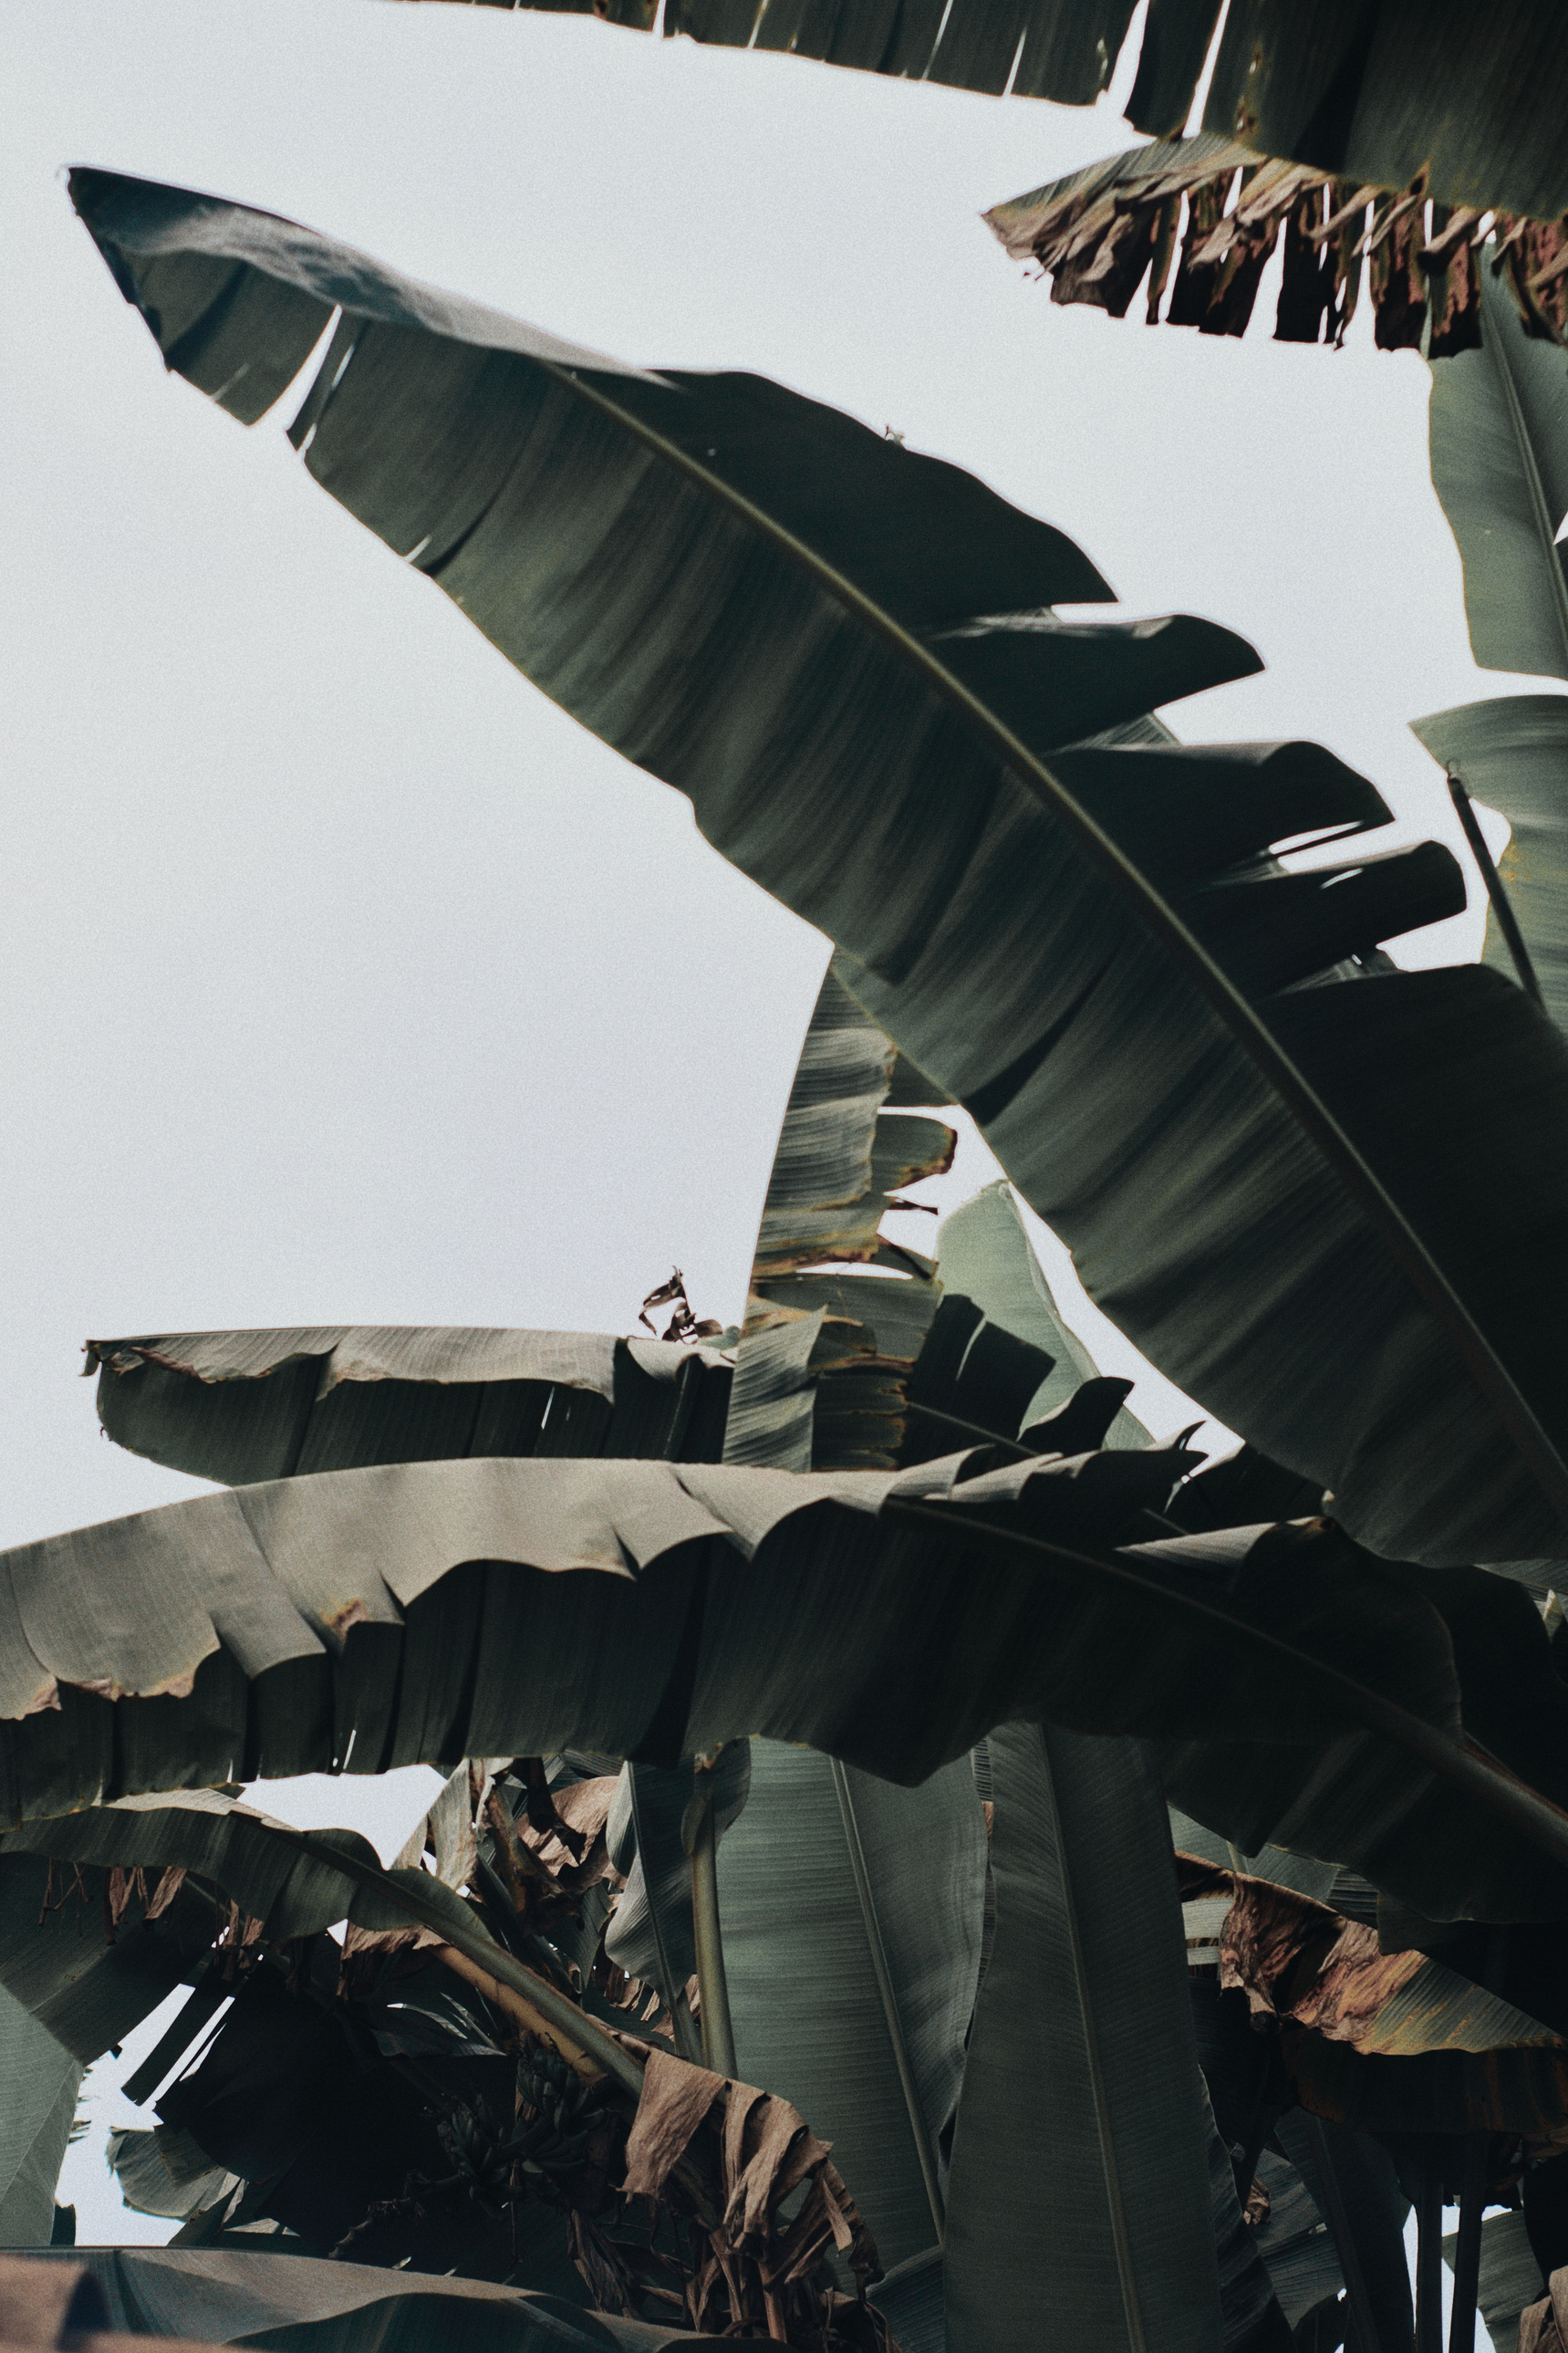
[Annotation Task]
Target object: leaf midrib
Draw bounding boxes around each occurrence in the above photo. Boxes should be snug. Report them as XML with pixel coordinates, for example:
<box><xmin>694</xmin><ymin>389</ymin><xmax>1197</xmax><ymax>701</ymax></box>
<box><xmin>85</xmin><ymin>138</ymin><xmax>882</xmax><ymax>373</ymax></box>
<box><xmin>543</xmin><ymin>356</ymin><xmax>1568</xmax><ymax>1534</ymax></box>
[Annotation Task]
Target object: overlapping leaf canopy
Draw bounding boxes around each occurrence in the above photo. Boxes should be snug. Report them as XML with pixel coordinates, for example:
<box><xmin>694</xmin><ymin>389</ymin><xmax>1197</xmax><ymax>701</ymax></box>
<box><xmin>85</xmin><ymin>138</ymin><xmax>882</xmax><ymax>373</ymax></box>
<box><xmin>67</xmin><ymin>169</ymin><xmax>1568</xmax><ymax>1568</ymax></box>
<box><xmin>5</xmin><ymin>1442</ymin><xmax>1568</xmax><ymax>1921</ymax></box>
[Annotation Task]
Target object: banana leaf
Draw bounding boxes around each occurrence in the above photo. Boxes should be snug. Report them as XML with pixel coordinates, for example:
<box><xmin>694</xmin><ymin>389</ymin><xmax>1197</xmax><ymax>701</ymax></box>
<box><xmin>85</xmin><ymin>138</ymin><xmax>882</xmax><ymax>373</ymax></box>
<box><xmin>12</xmin><ymin>2247</ymin><xmax>706</xmax><ymax>2350</ymax></box>
<box><xmin>0</xmin><ymin>1993</ymin><xmax>81</xmax><ymax>2249</ymax></box>
<box><xmin>1443</xmin><ymin>2209</ymin><xmax>1546</xmax><ymax>2353</ymax></box>
<box><xmin>1412</xmin><ymin>697</ymin><xmax>1568</xmax><ymax>1039</ymax></box>
<box><xmin>69</xmin><ymin>168</ymin><xmax>1568</xmax><ymax>1570</ymax></box>
<box><xmin>105</xmin><ymin>2129</ymin><xmax>233</xmax><ymax>2224</ymax></box>
<box><xmin>1429</xmin><ymin>261</ymin><xmax>1568</xmax><ymax>682</ymax></box>
<box><xmin>1245</xmin><ymin>2146</ymin><xmax>1343</xmax><ymax>2332</ymax></box>
<box><xmin>12</xmin><ymin>1452</ymin><xmax>1568</xmax><ymax>1921</ymax></box>
<box><xmin>865</xmin><ymin>2249</ymin><xmax>941</xmax><ymax>2353</ymax></box>
<box><xmin>86</xmin><ymin>1328</ymin><xmax>732</xmax><ymax>1487</ymax></box>
<box><xmin>1175</xmin><ymin>1856</ymin><xmax>1563</xmax><ymax>2058</ymax></box>
<box><xmin>713</xmin><ymin>1741</ymin><xmax>985</xmax><ymax>2271</ymax></box>
<box><xmin>0</xmin><ymin>1850</ymin><xmax>218</xmax><ymax>2065</ymax></box>
<box><xmin>943</xmin><ymin>1723</ymin><xmax>1225</xmax><ymax>2353</ymax></box>
<box><xmin>1272</xmin><ymin>2110</ymin><xmax>1413</xmax><ymax>2353</ymax></box>
<box><xmin>391</xmin><ymin>1</ymin><xmax>1568</xmax><ymax>220</ymax></box>
<box><xmin>931</xmin><ymin>1181</ymin><xmax>1148</xmax><ymax>1447</ymax></box>
<box><xmin>731</xmin><ymin>956</ymin><xmax>947</xmax><ymax>1475</ymax></box>
<box><xmin>1205</xmin><ymin>2092</ymin><xmax>1293</xmax><ymax>2353</ymax></box>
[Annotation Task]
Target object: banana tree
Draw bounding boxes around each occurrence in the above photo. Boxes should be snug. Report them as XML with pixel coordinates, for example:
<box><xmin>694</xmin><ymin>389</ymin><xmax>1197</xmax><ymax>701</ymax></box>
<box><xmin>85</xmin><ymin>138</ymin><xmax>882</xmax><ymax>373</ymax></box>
<box><xmin>3</xmin><ymin>972</ymin><xmax>1565</xmax><ymax>2348</ymax></box>
<box><xmin>25</xmin><ymin>156</ymin><xmax>1568</xmax><ymax>2353</ymax></box>
<box><xmin>65</xmin><ymin>167</ymin><xmax>1568</xmax><ymax>1576</ymax></box>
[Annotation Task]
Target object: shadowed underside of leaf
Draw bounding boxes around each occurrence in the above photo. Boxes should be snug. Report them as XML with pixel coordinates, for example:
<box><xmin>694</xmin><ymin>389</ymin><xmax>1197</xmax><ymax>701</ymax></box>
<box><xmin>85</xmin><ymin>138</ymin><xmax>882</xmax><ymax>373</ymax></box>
<box><xmin>401</xmin><ymin>1</ymin><xmax>1568</xmax><ymax>224</ymax></box>
<box><xmin>932</xmin><ymin>1180</ymin><xmax>1149</xmax><ymax>1448</ymax></box>
<box><xmin>67</xmin><ymin>169</ymin><xmax>1568</xmax><ymax>1567</ymax></box>
<box><xmin>11</xmin><ymin>1451</ymin><xmax>1568</xmax><ymax>1921</ymax></box>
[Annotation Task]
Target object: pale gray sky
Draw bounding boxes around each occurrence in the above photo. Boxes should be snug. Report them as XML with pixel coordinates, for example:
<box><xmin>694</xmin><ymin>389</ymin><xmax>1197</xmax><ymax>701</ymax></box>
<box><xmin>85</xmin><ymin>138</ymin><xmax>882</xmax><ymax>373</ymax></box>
<box><xmin>4</xmin><ymin>0</ymin><xmax>1549</xmax><ymax>2269</ymax></box>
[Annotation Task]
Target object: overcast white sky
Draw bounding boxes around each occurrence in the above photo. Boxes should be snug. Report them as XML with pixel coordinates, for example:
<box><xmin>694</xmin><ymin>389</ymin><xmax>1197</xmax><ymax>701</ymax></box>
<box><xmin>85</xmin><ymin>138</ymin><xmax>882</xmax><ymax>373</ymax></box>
<box><xmin>4</xmin><ymin>0</ymin><xmax>1554</xmax><ymax>2265</ymax></box>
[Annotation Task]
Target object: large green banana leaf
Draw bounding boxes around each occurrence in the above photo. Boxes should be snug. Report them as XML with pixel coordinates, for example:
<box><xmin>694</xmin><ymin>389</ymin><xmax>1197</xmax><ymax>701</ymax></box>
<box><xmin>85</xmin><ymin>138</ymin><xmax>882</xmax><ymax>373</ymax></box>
<box><xmin>8</xmin><ymin>1452</ymin><xmax>1568</xmax><ymax>1919</ymax></box>
<box><xmin>0</xmin><ymin>1992</ymin><xmax>80</xmax><ymax>2249</ymax></box>
<box><xmin>1428</xmin><ymin>259</ymin><xmax>1568</xmax><ymax>681</ymax></box>
<box><xmin>943</xmin><ymin>1723</ymin><xmax>1227</xmax><ymax>2353</ymax></box>
<box><xmin>932</xmin><ymin>1181</ymin><xmax>1149</xmax><ymax>1447</ymax></box>
<box><xmin>70</xmin><ymin>169</ymin><xmax>1568</xmax><ymax>1569</ymax></box>
<box><xmin>397</xmin><ymin>2</ymin><xmax>1568</xmax><ymax>222</ymax></box>
<box><xmin>86</xmin><ymin>1327</ymin><xmax>732</xmax><ymax>1485</ymax></box>
<box><xmin>13</xmin><ymin>2248</ymin><xmax>704</xmax><ymax>2351</ymax></box>
<box><xmin>1412</xmin><ymin>697</ymin><xmax>1568</xmax><ymax>1039</ymax></box>
<box><xmin>713</xmin><ymin>1741</ymin><xmax>985</xmax><ymax>2272</ymax></box>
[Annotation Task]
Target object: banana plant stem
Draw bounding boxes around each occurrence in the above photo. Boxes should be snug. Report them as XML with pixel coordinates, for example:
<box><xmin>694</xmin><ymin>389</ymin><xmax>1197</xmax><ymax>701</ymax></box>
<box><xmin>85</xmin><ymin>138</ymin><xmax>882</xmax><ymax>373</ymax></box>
<box><xmin>690</xmin><ymin>1801</ymin><xmax>738</xmax><ymax>2077</ymax></box>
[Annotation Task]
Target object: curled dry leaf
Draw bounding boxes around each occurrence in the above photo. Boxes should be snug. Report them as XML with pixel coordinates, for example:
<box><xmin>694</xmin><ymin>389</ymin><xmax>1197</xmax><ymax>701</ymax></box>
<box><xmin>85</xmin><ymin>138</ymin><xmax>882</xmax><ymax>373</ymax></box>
<box><xmin>617</xmin><ymin>2048</ymin><xmax>890</xmax><ymax>2344</ymax></box>
<box><xmin>1178</xmin><ymin>1855</ymin><xmax>1563</xmax><ymax>2059</ymax></box>
<box><xmin>989</xmin><ymin>134</ymin><xmax>1568</xmax><ymax>354</ymax></box>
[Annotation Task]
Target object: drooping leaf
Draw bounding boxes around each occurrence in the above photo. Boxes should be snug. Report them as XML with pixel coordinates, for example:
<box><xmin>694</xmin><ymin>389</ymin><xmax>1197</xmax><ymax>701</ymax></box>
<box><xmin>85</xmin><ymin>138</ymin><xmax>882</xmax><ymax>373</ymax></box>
<box><xmin>0</xmin><ymin>1992</ymin><xmax>81</xmax><ymax>2250</ymax></box>
<box><xmin>714</xmin><ymin>1740</ymin><xmax>985</xmax><ymax>2271</ymax></box>
<box><xmin>1199</xmin><ymin>6</ymin><xmax>1568</xmax><ymax>228</ymax></box>
<box><xmin>86</xmin><ymin>1327</ymin><xmax>732</xmax><ymax>1486</ymax></box>
<box><xmin>13</xmin><ymin>1453</ymin><xmax>1568</xmax><ymax>1923</ymax></box>
<box><xmin>931</xmin><ymin>1181</ymin><xmax>1148</xmax><ymax>1447</ymax></box>
<box><xmin>1176</xmin><ymin>1854</ymin><xmax>1568</xmax><ymax>2135</ymax></box>
<box><xmin>943</xmin><ymin>1723</ymin><xmax>1222</xmax><ymax>2353</ymax></box>
<box><xmin>1412</xmin><ymin>696</ymin><xmax>1568</xmax><ymax>1038</ymax></box>
<box><xmin>69</xmin><ymin>168</ymin><xmax>1568</xmax><ymax>1568</ymax></box>
<box><xmin>1429</xmin><ymin>265</ymin><xmax>1568</xmax><ymax>681</ymax></box>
